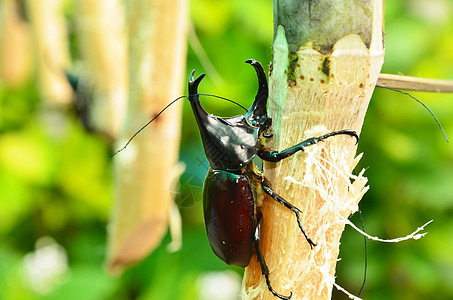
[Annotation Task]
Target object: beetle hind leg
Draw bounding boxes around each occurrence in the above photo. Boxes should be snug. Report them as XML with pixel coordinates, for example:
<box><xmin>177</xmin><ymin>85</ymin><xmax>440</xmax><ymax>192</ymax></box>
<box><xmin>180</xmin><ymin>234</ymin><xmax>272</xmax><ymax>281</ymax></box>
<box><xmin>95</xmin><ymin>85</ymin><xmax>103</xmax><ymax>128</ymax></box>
<box><xmin>253</xmin><ymin>213</ymin><xmax>292</xmax><ymax>300</ymax></box>
<box><xmin>261</xmin><ymin>183</ymin><xmax>316</xmax><ymax>249</ymax></box>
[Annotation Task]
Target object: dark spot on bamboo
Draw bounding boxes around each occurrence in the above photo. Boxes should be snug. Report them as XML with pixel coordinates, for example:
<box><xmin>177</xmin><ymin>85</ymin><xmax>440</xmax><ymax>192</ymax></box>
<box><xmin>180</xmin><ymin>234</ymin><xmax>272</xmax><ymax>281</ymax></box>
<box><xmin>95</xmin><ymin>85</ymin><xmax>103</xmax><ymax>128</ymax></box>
<box><xmin>322</xmin><ymin>57</ymin><xmax>331</xmax><ymax>77</ymax></box>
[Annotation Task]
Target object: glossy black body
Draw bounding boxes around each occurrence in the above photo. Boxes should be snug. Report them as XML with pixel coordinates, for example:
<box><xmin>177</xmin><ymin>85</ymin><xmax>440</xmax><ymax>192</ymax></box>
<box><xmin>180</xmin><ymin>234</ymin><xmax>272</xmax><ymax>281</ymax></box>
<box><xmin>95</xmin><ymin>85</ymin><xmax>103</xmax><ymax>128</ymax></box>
<box><xmin>203</xmin><ymin>169</ymin><xmax>254</xmax><ymax>267</ymax></box>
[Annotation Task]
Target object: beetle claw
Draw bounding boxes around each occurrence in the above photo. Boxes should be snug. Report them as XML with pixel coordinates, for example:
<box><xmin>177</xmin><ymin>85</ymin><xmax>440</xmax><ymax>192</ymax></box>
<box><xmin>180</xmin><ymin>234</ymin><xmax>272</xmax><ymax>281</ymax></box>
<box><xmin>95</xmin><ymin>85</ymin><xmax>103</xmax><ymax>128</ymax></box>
<box><xmin>265</xmin><ymin>276</ymin><xmax>292</xmax><ymax>300</ymax></box>
<box><xmin>307</xmin><ymin>238</ymin><xmax>317</xmax><ymax>249</ymax></box>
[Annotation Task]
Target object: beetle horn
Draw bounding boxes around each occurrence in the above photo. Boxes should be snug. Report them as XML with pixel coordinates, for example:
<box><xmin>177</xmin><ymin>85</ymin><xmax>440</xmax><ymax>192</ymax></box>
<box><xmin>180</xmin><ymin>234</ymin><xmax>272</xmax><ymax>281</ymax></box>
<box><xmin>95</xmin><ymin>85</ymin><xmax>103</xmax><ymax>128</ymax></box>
<box><xmin>188</xmin><ymin>69</ymin><xmax>213</xmax><ymax>140</ymax></box>
<box><xmin>188</xmin><ymin>70</ymin><xmax>210</xmax><ymax>124</ymax></box>
<box><xmin>188</xmin><ymin>70</ymin><xmax>206</xmax><ymax>102</ymax></box>
<box><xmin>244</xmin><ymin>59</ymin><xmax>269</xmax><ymax>126</ymax></box>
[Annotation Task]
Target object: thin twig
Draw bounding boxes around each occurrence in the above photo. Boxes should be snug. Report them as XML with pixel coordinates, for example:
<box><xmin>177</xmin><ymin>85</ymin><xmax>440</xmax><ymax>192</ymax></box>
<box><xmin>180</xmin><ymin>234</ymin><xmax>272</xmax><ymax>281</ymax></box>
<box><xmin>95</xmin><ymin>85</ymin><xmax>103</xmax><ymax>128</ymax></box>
<box><xmin>377</xmin><ymin>73</ymin><xmax>453</xmax><ymax>93</ymax></box>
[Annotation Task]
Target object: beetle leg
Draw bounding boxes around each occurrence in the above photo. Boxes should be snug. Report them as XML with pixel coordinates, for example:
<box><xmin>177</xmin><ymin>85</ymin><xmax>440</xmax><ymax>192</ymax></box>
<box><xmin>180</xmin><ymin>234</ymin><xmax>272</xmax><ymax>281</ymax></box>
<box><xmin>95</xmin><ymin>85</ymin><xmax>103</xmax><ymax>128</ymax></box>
<box><xmin>254</xmin><ymin>213</ymin><xmax>292</xmax><ymax>300</ymax></box>
<box><xmin>261</xmin><ymin>183</ymin><xmax>317</xmax><ymax>249</ymax></box>
<box><xmin>258</xmin><ymin>129</ymin><xmax>358</xmax><ymax>162</ymax></box>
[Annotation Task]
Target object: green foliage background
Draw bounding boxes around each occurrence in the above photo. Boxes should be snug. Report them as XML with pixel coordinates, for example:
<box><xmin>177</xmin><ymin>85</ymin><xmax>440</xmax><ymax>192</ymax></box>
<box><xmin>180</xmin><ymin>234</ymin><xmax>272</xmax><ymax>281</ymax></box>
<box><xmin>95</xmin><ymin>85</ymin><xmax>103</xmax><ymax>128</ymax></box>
<box><xmin>1</xmin><ymin>1</ymin><xmax>453</xmax><ymax>299</ymax></box>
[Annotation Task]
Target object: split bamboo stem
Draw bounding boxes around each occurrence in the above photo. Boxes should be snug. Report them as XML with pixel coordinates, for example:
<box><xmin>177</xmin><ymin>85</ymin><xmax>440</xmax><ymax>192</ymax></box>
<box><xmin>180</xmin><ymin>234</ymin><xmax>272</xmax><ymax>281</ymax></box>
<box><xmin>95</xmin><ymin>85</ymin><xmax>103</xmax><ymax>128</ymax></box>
<box><xmin>242</xmin><ymin>1</ymin><xmax>384</xmax><ymax>299</ymax></box>
<box><xmin>107</xmin><ymin>0</ymin><xmax>188</xmax><ymax>273</ymax></box>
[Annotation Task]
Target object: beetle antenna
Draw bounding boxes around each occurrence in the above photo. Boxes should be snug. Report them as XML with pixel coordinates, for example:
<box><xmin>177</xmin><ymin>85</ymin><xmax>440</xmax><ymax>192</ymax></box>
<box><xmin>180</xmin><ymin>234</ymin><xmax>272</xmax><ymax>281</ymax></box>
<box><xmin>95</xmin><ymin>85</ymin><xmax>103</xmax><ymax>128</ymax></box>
<box><xmin>112</xmin><ymin>93</ymin><xmax>248</xmax><ymax>156</ymax></box>
<box><xmin>196</xmin><ymin>93</ymin><xmax>248</xmax><ymax>111</ymax></box>
<box><xmin>112</xmin><ymin>96</ymin><xmax>186</xmax><ymax>156</ymax></box>
<box><xmin>376</xmin><ymin>85</ymin><xmax>449</xmax><ymax>143</ymax></box>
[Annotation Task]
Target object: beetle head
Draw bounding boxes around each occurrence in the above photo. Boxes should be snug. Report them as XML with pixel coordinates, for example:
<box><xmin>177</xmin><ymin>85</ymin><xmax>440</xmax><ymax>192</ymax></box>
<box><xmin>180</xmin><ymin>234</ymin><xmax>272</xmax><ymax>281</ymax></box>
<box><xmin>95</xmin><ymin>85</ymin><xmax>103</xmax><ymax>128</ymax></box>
<box><xmin>187</xmin><ymin>61</ymin><xmax>269</xmax><ymax>171</ymax></box>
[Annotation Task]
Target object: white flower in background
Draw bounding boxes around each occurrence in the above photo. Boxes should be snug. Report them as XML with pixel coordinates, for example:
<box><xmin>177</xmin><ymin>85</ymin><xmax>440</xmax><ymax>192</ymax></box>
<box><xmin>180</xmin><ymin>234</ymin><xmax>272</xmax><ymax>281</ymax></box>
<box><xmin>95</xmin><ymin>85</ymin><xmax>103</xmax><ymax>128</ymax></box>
<box><xmin>197</xmin><ymin>270</ymin><xmax>241</xmax><ymax>300</ymax></box>
<box><xmin>22</xmin><ymin>236</ymin><xmax>68</xmax><ymax>294</ymax></box>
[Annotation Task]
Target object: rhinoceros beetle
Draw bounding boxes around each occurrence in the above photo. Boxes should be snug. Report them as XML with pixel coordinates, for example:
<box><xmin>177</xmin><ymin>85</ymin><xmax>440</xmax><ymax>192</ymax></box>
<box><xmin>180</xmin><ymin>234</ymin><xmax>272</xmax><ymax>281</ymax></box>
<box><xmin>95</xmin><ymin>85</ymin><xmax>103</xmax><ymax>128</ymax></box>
<box><xmin>188</xmin><ymin>59</ymin><xmax>358</xmax><ymax>299</ymax></box>
<box><xmin>113</xmin><ymin>58</ymin><xmax>449</xmax><ymax>298</ymax></box>
<box><xmin>113</xmin><ymin>59</ymin><xmax>358</xmax><ymax>298</ymax></box>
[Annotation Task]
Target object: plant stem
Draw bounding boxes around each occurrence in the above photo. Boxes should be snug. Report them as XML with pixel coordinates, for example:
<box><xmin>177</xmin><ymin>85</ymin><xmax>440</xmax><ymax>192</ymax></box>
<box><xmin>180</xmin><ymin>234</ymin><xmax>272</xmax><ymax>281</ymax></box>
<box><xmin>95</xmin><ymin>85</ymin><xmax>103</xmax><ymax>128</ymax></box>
<box><xmin>242</xmin><ymin>1</ymin><xmax>384</xmax><ymax>299</ymax></box>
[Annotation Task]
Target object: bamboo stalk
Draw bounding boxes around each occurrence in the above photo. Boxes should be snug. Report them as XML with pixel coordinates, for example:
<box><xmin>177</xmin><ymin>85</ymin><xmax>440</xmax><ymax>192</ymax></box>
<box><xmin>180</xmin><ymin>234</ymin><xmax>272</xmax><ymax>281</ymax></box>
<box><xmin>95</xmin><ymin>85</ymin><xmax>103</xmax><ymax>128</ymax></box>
<box><xmin>107</xmin><ymin>0</ymin><xmax>188</xmax><ymax>273</ymax></box>
<box><xmin>0</xmin><ymin>0</ymin><xmax>32</xmax><ymax>86</ymax></box>
<box><xmin>242</xmin><ymin>1</ymin><xmax>384</xmax><ymax>299</ymax></box>
<box><xmin>26</xmin><ymin>0</ymin><xmax>73</xmax><ymax>105</ymax></box>
<box><xmin>76</xmin><ymin>0</ymin><xmax>128</xmax><ymax>139</ymax></box>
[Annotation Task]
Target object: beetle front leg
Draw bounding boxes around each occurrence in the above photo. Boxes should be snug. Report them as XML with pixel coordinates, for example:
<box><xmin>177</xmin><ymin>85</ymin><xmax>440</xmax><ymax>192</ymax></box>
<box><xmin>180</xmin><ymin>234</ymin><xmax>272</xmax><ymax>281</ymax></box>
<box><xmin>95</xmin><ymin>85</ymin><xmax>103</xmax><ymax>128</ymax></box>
<box><xmin>258</xmin><ymin>129</ymin><xmax>358</xmax><ymax>162</ymax></box>
<box><xmin>253</xmin><ymin>213</ymin><xmax>292</xmax><ymax>300</ymax></box>
<box><xmin>261</xmin><ymin>182</ymin><xmax>316</xmax><ymax>249</ymax></box>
